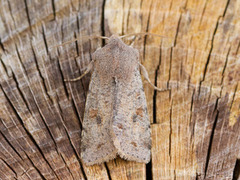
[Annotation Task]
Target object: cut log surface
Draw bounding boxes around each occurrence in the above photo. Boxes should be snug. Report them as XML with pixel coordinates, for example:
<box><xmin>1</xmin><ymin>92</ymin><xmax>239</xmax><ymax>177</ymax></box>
<box><xmin>0</xmin><ymin>0</ymin><xmax>239</xmax><ymax>179</ymax></box>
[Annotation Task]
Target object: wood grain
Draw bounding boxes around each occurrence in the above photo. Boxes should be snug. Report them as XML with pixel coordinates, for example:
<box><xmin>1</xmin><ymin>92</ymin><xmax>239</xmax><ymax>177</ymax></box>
<box><xmin>0</xmin><ymin>0</ymin><xmax>239</xmax><ymax>179</ymax></box>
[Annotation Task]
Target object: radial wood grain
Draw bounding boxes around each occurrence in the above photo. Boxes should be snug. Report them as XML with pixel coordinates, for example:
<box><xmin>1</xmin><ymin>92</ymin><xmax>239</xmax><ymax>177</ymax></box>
<box><xmin>0</xmin><ymin>0</ymin><xmax>239</xmax><ymax>179</ymax></box>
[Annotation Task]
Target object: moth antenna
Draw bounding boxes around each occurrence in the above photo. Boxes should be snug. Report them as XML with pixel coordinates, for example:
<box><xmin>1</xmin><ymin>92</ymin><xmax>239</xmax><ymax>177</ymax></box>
<box><xmin>139</xmin><ymin>63</ymin><xmax>170</xmax><ymax>92</ymax></box>
<box><xmin>64</xmin><ymin>60</ymin><xmax>94</xmax><ymax>82</ymax></box>
<box><xmin>119</xmin><ymin>32</ymin><xmax>169</xmax><ymax>39</ymax></box>
<box><xmin>51</xmin><ymin>35</ymin><xmax>109</xmax><ymax>49</ymax></box>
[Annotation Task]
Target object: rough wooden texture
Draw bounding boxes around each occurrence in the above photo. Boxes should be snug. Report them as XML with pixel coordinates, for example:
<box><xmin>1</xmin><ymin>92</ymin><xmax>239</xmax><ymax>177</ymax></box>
<box><xmin>0</xmin><ymin>0</ymin><xmax>239</xmax><ymax>179</ymax></box>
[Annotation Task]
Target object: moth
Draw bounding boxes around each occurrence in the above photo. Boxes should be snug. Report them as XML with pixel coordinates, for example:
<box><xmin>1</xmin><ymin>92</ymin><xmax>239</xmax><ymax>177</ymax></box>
<box><xmin>65</xmin><ymin>34</ymin><xmax>167</xmax><ymax>166</ymax></box>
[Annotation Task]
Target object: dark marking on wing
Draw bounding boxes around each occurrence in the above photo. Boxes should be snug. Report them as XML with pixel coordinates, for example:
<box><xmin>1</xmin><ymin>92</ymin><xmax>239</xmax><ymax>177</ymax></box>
<box><xmin>136</xmin><ymin>107</ymin><xmax>144</xmax><ymax>117</ymax></box>
<box><xmin>144</xmin><ymin>141</ymin><xmax>151</xmax><ymax>149</ymax></box>
<box><xmin>132</xmin><ymin>114</ymin><xmax>138</xmax><ymax>122</ymax></box>
<box><xmin>135</xmin><ymin>92</ymin><xmax>140</xmax><ymax>97</ymax></box>
<box><xmin>81</xmin><ymin>143</ymin><xmax>87</xmax><ymax>152</ymax></box>
<box><xmin>89</xmin><ymin>109</ymin><xmax>98</xmax><ymax>118</ymax></box>
<box><xmin>97</xmin><ymin>143</ymin><xmax>104</xmax><ymax>149</ymax></box>
<box><xmin>117</xmin><ymin>124</ymin><xmax>123</xmax><ymax>129</ymax></box>
<box><xmin>131</xmin><ymin>142</ymin><xmax>137</xmax><ymax>147</ymax></box>
<box><xmin>96</xmin><ymin>116</ymin><xmax>102</xmax><ymax>124</ymax></box>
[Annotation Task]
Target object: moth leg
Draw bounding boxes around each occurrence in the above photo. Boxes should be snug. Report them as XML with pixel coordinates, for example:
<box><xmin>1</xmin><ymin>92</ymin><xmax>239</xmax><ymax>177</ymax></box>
<box><xmin>128</xmin><ymin>36</ymin><xmax>137</xmax><ymax>47</ymax></box>
<box><xmin>64</xmin><ymin>61</ymin><xmax>94</xmax><ymax>82</ymax></box>
<box><xmin>139</xmin><ymin>63</ymin><xmax>170</xmax><ymax>92</ymax></box>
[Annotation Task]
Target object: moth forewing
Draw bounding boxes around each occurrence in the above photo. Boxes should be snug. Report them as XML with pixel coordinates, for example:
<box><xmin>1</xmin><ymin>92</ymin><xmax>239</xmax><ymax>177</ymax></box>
<box><xmin>63</xmin><ymin>34</ymin><xmax>168</xmax><ymax>165</ymax></box>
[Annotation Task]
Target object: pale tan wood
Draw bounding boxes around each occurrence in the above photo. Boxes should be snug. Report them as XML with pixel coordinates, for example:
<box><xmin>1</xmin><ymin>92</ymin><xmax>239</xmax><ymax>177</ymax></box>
<box><xmin>0</xmin><ymin>0</ymin><xmax>239</xmax><ymax>179</ymax></box>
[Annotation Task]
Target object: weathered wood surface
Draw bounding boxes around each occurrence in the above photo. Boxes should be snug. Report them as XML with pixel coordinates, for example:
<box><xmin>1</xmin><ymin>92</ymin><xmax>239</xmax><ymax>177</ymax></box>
<box><xmin>0</xmin><ymin>0</ymin><xmax>239</xmax><ymax>179</ymax></box>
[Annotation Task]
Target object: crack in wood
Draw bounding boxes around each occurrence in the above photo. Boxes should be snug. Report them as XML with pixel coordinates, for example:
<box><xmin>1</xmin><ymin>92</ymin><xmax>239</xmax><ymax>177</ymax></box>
<box><xmin>104</xmin><ymin>162</ymin><xmax>112</xmax><ymax>180</ymax></box>
<box><xmin>146</xmin><ymin>160</ymin><xmax>152</xmax><ymax>180</ymax></box>
<box><xmin>152</xmin><ymin>46</ymin><xmax>161</xmax><ymax>124</ymax></box>
<box><xmin>101</xmin><ymin>0</ymin><xmax>106</xmax><ymax>45</ymax></box>
<box><xmin>23</xmin><ymin>150</ymin><xmax>47</xmax><ymax>179</ymax></box>
<box><xmin>233</xmin><ymin>159</ymin><xmax>240</xmax><ymax>180</ymax></box>
<box><xmin>0</xmin><ymin>156</ymin><xmax>17</xmax><ymax>178</ymax></box>
<box><xmin>0</xmin><ymin>85</ymin><xmax>59</xmax><ymax>179</ymax></box>
<box><xmin>51</xmin><ymin>0</ymin><xmax>56</xmax><ymax>20</ymax></box>
<box><xmin>204</xmin><ymin>98</ymin><xmax>219</xmax><ymax>178</ymax></box>
<box><xmin>23</xmin><ymin>0</ymin><xmax>32</xmax><ymax>33</ymax></box>
<box><xmin>143</xmin><ymin>0</ymin><xmax>153</xmax><ymax>61</ymax></box>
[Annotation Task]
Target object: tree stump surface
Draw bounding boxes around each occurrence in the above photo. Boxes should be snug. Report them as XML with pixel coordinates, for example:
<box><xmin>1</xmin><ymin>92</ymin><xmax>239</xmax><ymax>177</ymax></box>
<box><xmin>0</xmin><ymin>0</ymin><xmax>239</xmax><ymax>179</ymax></box>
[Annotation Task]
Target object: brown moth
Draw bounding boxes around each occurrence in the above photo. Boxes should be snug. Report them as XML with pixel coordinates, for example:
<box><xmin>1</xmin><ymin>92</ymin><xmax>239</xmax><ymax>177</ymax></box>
<box><xmin>66</xmin><ymin>34</ymin><xmax>167</xmax><ymax>165</ymax></box>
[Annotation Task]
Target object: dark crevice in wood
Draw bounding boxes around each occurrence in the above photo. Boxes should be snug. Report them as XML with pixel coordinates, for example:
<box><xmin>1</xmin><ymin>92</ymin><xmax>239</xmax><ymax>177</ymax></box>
<box><xmin>60</xmin><ymin>21</ymin><xmax>65</xmax><ymax>44</ymax></box>
<box><xmin>23</xmin><ymin>151</ymin><xmax>47</xmax><ymax>180</ymax></box>
<box><xmin>0</xmin><ymin>85</ymin><xmax>59</xmax><ymax>179</ymax></box>
<box><xmin>190</xmin><ymin>90</ymin><xmax>196</xmax><ymax>142</ymax></box>
<box><xmin>198</xmin><ymin>0</ymin><xmax>230</xmax><ymax>89</ymax></box>
<box><xmin>11</xmin><ymin>68</ymin><xmax>58</xmax><ymax>154</ymax></box>
<box><xmin>153</xmin><ymin>46</ymin><xmax>161</xmax><ymax>124</ymax></box>
<box><xmin>101</xmin><ymin>0</ymin><xmax>106</xmax><ymax>45</ymax></box>
<box><xmin>59</xmin><ymin>153</ymin><xmax>75</xmax><ymax>180</ymax></box>
<box><xmin>143</xmin><ymin>0</ymin><xmax>153</xmax><ymax>61</ymax></box>
<box><xmin>53</xmin><ymin>78</ymin><xmax>85</xmax><ymax>176</ymax></box>
<box><xmin>229</xmin><ymin>84</ymin><xmax>238</xmax><ymax>111</ymax></box>
<box><xmin>187</xmin><ymin>73</ymin><xmax>191</xmax><ymax>91</ymax></box>
<box><xmin>180</xmin><ymin>60</ymin><xmax>183</xmax><ymax>81</ymax></box>
<box><xmin>174</xmin><ymin>169</ymin><xmax>176</xmax><ymax>180</ymax></box>
<box><xmin>11</xmin><ymin>72</ymin><xmax>32</xmax><ymax>117</ymax></box>
<box><xmin>146</xmin><ymin>160</ymin><xmax>152</xmax><ymax>180</ymax></box>
<box><xmin>114</xmin><ymin>159</ymin><xmax>118</xmax><ymax>166</ymax></box>
<box><xmin>199</xmin><ymin>16</ymin><xmax>220</xmax><ymax>92</ymax></box>
<box><xmin>0</xmin><ymin>130</ymin><xmax>23</xmax><ymax>161</ymax></box>
<box><xmin>121</xmin><ymin>0</ymin><xmax>125</xmax><ymax>35</ymax></box>
<box><xmin>54</xmin><ymin>100</ymin><xmax>86</xmax><ymax>179</ymax></box>
<box><xmin>169</xmin><ymin>100</ymin><xmax>173</xmax><ymax>162</ymax></box>
<box><xmin>190</xmin><ymin>90</ymin><xmax>195</xmax><ymax>114</ymax></box>
<box><xmin>31</xmin><ymin>45</ymin><xmax>54</xmax><ymax>105</ymax></box>
<box><xmin>56</xmin><ymin>58</ymin><xmax>70</xmax><ymax>99</ymax></box>
<box><xmin>15</xmin><ymin>45</ymin><xmax>28</xmax><ymax>75</ymax></box>
<box><xmin>74</xmin><ymin>32</ymin><xmax>80</xmax><ymax>56</ymax></box>
<box><xmin>85</xmin><ymin>48</ymin><xmax>92</xmax><ymax>95</ymax></box>
<box><xmin>78</xmin><ymin>160</ymin><xmax>87</xmax><ymax>180</ymax></box>
<box><xmin>68</xmin><ymin>78</ymin><xmax>85</xmax><ymax>124</ymax></box>
<box><xmin>76</xmin><ymin>15</ymin><xmax>80</xmax><ymax>36</ymax></box>
<box><xmin>195</xmin><ymin>172</ymin><xmax>199</xmax><ymax>180</ymax></box>
<box><xmin>235</xmin><ymin>41</ymin><xmax>240</xmax><ymax>55</ymax></box>
<box><xmin>0</xmin><ymin>38</ymin><xmax>6</xmax><ymax>52</ymax></box>
<box><xmin>222</xmin><ymin>0</ymin><xmax>231</xmax><ymax>17</ymax></box>
<box><xmin>168</xmin><ymin>47</ymin><xmax>172</xmax><ymax>92</ymax></box>
<box><xmin>173</xmin><ymin>13</ymin><xmax>182</xmax><ymax>47</ymax></box>
<box><xmin>51</xmin><ymin>0</ymin><xmax>56</xmax><ymax>20</ymax></box>
<box><xmin>104</xmin><ymin>163</ymin><xmax>112</xmax><ymax>180</ymax></box>
<box><xmin>69</xmin><ymin>58</ymin><xmax>88</xmax><ymax>114</ymax></box>
<box><xmin>41</xmin><ymin>25</ymin><xmax>49</xmax><ymax>54</ymax></box>
<box><xmin>232</xmin><ymin>159</ymin><xmax>240</xmax><ymax>180</ymax></box>
<box><xmin>71</xmin><ymin>97</ymin><xmax>84</xmax><ymax>125</ymax></box>
<box><xmin>0</xmin><ymin>157</ymin><xmax>17</xmax><ymax>178</ymax></box>
<box><xmin>8</xmin><ymin>68</ymin><xmax>60</xmax><ymax>178</ymax></box>
<box><xmin>221</xmin><ymin>46</ymin><xmax>231</xmax><ymax>84</ymax></box>
<box><xmin>0</xmin><ymin>59</ymin><xmax>10</xmax><ymax>77</ymax></box>
<box><xmin>23</xmin><ymin>0</ymin><xmax>32</xmax><ymax>33</ymax></box>
<box><xmin>204</xmin><ymin>98</ymin><xmax>219</xmax><ymax>178</ymax></box>
<box><xmin>79</xmin><ymin>162</ymin><xmax>87</xmax><ymax>180</ymax></box>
